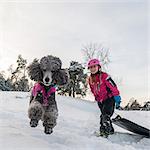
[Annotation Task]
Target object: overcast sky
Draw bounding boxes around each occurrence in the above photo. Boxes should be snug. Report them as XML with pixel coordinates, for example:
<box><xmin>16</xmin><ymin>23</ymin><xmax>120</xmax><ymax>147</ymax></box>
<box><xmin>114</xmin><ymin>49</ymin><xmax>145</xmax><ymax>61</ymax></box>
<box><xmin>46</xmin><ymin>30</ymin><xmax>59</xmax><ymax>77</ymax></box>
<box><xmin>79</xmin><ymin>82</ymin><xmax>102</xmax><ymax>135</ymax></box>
<box><xmin>0</xmin><ymin>0</ymin><xmax>149</xmax><ymax>105</ymax></box>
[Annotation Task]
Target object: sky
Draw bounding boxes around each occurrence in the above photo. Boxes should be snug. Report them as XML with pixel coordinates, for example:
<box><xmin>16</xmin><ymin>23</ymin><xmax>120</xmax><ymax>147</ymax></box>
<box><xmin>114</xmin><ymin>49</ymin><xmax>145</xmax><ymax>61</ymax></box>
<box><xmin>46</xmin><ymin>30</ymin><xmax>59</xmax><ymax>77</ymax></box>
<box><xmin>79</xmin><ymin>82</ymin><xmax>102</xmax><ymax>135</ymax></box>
<box><xmin>0</xmin><ymin>0</ymin><xmax>149</xmax><ymax>105</ymax></box>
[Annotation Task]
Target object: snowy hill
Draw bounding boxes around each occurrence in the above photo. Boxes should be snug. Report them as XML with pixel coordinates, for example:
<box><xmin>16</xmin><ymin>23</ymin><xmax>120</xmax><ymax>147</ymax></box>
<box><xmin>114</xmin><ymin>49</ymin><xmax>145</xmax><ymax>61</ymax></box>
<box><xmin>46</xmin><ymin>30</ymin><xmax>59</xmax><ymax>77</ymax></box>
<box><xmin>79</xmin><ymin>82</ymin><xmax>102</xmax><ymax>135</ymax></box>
<box><xmin>0</xmin><ymin>92</ymin><xmax>150</xmax><ymax>150</ymax></box>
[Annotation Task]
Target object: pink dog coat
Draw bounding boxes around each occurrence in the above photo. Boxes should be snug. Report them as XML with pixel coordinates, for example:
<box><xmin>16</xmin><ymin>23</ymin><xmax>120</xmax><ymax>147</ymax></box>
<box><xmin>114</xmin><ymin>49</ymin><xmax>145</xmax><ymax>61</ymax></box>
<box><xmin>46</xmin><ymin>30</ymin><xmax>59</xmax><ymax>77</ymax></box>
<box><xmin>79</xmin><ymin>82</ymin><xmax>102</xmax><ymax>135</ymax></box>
<box><xmin>32</xmin><ymin>83</ymin><xmax>56</xmax><ymax>106</ymax></box>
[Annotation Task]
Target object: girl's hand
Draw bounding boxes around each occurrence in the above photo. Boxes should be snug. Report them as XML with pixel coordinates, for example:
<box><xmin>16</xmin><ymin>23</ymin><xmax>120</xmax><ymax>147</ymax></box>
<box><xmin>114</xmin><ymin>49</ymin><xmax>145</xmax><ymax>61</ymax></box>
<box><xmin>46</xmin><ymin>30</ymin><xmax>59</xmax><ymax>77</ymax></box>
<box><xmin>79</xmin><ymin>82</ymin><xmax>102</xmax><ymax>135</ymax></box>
<box><xmin>114</xmin><ymin>95</ymin><xmax>121</xmax><ymax>109</ymax></box>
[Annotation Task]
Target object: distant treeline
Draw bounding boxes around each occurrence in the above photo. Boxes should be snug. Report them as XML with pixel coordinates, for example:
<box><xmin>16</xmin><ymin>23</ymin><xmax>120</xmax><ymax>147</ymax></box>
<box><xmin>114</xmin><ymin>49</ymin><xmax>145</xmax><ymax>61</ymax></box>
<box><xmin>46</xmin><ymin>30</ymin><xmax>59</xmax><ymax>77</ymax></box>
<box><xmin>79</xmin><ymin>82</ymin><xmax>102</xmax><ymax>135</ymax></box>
<box><xmin>120</xmin><ymin>98</ymin><xmax>150</xmax><ymax>111</ymax></box>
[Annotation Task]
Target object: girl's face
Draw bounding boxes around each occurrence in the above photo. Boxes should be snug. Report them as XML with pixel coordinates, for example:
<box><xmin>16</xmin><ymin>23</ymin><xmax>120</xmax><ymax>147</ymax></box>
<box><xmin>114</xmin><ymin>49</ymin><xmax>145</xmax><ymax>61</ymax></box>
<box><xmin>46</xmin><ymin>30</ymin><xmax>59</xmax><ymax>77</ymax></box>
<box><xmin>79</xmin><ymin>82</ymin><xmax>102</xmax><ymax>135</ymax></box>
<box><xmin>89</xmin><ymin>65</ymin><xmax>99</xmax><ymax>74</ymax></box>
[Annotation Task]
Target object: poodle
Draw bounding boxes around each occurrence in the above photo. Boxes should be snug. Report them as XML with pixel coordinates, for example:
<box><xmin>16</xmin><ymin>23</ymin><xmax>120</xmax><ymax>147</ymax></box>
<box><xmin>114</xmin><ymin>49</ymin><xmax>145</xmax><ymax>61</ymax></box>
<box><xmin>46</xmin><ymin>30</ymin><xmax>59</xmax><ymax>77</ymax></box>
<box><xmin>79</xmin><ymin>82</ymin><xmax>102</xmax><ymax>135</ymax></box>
<box><xmin>27</xmin><ymin>55</ymin><xmax>68</xmax><ymax>134</ymax></box>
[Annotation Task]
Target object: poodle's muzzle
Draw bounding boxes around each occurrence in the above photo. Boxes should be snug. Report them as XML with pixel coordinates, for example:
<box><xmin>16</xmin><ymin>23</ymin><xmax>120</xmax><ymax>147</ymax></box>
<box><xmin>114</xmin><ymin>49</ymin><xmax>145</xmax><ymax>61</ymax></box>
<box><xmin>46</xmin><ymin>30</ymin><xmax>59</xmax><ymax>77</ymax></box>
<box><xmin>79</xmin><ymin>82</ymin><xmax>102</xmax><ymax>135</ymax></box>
<box><xmin>42</xmin><ymin>70</ymin><xmax>53</xmax><ymax>86</ymax></box>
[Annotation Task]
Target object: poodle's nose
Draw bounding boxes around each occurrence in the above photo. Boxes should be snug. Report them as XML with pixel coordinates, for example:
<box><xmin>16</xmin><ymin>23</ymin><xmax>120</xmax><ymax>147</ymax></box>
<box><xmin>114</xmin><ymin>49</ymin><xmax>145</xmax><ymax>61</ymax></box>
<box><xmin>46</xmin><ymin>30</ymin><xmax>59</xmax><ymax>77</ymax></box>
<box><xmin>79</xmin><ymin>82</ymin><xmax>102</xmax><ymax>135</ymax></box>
<box><xmin>45</xmin><ymin>77</ymin><xmax>49</xmax><ymax>82</ymax></box>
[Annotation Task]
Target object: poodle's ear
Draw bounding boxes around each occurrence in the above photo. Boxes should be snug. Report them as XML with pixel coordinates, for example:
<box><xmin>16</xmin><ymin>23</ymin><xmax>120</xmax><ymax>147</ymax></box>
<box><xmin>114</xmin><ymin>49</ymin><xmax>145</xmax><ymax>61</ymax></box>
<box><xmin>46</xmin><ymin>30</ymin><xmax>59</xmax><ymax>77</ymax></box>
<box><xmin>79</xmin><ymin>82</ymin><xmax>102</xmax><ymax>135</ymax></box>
<box><xmin>27</xmin><ymin>59</ymin><xmax>43</xmax><ymax>82</ymax></box>
<box><xmin>52</xmin><ymin>69</ymin><xmax>69</xmax><ymax>86</ymax></box>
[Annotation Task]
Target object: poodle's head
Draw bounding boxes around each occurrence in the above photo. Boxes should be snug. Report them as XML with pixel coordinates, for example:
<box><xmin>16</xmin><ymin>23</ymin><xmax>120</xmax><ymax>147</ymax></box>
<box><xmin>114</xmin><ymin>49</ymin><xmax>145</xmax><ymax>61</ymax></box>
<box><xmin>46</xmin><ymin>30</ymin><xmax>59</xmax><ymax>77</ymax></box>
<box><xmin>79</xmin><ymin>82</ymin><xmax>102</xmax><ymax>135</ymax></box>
<box><xmin>28</xmin><ymin>55</ymin><xmax>68</xmax><ymax>86</ymax></box>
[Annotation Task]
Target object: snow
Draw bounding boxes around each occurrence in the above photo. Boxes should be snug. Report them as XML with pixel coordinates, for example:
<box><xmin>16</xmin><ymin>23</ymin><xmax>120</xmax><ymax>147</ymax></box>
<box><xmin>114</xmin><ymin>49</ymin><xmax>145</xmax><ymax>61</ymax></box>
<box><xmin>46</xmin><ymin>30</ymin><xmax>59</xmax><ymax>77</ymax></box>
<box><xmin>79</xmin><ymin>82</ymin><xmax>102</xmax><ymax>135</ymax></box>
<box><xmin>0</xmin><ymin>91</ymin><xmax>150</xmax><ymax>150</ymax></box>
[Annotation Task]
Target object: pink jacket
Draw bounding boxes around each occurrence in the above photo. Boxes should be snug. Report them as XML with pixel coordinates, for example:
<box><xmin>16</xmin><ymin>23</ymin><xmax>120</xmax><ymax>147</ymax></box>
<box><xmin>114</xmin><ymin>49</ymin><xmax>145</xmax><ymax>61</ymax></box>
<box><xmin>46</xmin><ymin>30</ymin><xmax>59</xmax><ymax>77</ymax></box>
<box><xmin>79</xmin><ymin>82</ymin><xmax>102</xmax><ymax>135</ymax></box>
<box><xmin>88</xmin><ymin>72</ymin><xmax>120</xmax><ymax>102</ymax></box>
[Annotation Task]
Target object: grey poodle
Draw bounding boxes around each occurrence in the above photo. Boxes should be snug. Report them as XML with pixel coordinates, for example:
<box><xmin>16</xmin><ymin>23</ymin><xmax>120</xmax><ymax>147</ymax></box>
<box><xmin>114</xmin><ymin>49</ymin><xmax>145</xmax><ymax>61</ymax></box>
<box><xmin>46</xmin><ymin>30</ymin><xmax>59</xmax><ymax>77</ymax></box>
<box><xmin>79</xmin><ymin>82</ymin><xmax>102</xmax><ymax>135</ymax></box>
<box><xmin>27</xmin><ymin>55</ymin><xmax>68</xmax><ymax>134</ymax></box>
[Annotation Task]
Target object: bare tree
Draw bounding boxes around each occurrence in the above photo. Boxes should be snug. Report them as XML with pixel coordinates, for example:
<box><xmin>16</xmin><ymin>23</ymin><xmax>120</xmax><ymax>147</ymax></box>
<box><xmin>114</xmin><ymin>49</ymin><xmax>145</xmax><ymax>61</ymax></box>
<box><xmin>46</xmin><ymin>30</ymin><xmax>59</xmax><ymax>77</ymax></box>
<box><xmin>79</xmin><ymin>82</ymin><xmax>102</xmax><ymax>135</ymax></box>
<box><xmin>81</xmin><ymin>43</ymin><xmax>110</xmax><ymax>70</ymax></box>
<box><xmin>81</xmin><ymin>42</ymin><xmax>123</xmax><ymax>86</ymax></box>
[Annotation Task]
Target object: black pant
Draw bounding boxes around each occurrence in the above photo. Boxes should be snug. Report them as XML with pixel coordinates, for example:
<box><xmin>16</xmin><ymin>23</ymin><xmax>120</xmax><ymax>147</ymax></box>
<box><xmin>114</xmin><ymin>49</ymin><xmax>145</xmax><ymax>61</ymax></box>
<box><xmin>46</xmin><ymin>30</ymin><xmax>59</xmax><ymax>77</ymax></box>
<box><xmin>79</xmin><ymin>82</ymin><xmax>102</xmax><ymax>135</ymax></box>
<box><xmin>97</xmin><ymin>97</ymin><xmax>115</xmax><ymax>117</ymax></box>
<box><xmin>97</xmin><ymin>97</ymin><xmax>115</xmax><ymax>133</ymax></box>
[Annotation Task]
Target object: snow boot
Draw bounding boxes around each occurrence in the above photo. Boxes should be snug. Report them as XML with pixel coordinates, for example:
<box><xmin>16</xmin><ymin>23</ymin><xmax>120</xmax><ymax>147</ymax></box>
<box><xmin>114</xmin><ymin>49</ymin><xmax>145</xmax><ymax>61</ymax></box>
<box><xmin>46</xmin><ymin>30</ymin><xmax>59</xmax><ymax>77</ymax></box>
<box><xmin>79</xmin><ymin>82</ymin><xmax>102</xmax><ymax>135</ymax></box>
<box><xmin>104</xmin><ymin>122</ymin><xmax>114</xmax><ymax>135</ymax></box>
<box><xmin>99</xmin><ymin>125</ymin><xmax>109</xmax><ymax>138</ymax></box>
<box><xmin>100</xmin><ymin>114</ymin><xmax>114</xmax><ymax>135</ymax></box>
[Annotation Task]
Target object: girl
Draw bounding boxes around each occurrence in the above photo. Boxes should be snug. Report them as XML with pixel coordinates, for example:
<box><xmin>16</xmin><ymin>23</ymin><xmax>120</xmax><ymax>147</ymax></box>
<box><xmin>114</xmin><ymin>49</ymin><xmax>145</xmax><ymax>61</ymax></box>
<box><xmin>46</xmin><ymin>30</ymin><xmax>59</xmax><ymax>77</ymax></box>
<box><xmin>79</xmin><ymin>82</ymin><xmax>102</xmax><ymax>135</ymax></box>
<box><xmin>87</xmin><ymin>59</ymin><xmax>121</xmax><ymax>136</ymax></box>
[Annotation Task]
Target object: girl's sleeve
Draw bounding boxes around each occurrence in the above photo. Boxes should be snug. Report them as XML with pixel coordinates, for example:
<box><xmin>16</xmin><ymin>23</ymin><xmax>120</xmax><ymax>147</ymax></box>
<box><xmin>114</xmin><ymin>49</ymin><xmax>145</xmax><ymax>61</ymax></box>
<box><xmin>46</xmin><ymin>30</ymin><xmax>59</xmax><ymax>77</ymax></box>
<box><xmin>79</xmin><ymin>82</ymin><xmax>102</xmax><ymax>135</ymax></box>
<box><xmin>105</xmin><ymin>76</ymin><xmax>120</xmax><ymax>96</ymax></box>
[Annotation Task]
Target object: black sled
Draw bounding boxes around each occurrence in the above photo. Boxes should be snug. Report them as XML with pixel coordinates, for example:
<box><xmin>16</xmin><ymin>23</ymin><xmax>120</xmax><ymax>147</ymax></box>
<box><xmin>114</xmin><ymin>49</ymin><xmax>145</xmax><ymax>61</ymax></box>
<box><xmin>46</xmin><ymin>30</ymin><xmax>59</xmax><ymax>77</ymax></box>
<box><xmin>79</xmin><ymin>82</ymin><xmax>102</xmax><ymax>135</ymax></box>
<box><xmin>112</xmin><ymin>115</ymin><xmax>150</xmax><ymax>138</ymax></box>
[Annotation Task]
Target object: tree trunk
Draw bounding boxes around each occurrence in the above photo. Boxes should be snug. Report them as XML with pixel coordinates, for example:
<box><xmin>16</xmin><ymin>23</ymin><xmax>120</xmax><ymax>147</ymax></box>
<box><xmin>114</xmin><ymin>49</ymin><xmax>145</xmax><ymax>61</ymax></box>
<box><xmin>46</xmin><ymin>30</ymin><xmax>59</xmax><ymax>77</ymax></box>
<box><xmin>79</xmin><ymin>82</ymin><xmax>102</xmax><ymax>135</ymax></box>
<box><xmin>69</xmin><ymin>90</ymin><xmax>72</xmax><ymax>97</ymax></box>
<box><xmin>73</xmin><ymin>84</ymin><xmax>75</xmax><ymax>98</ymax></box>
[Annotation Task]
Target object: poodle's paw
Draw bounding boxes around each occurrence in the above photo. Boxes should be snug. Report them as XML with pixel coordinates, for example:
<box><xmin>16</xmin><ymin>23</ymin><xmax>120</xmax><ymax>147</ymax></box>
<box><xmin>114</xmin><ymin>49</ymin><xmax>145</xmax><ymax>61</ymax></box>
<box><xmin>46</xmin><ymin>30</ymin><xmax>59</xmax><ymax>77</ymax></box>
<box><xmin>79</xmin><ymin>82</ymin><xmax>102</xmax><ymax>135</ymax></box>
<box><xmin>30</xmin><ymin>119</ymin><xmax>39</xmax><ymax>127</ymax></box>
<box><xmin>44</xmin><ymin>126</ymin><xmax>53</xmax><ymax>134</ymax></box>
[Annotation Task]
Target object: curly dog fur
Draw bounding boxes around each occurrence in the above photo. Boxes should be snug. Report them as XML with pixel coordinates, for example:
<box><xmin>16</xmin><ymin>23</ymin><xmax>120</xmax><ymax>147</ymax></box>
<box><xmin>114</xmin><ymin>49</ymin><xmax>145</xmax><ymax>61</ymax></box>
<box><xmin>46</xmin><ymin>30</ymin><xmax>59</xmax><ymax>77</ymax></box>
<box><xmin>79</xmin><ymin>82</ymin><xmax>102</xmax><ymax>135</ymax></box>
<box><xmin>27</xmin><ymin>55</ymin><xmax>68</xmax><ymax>134</ymax></box>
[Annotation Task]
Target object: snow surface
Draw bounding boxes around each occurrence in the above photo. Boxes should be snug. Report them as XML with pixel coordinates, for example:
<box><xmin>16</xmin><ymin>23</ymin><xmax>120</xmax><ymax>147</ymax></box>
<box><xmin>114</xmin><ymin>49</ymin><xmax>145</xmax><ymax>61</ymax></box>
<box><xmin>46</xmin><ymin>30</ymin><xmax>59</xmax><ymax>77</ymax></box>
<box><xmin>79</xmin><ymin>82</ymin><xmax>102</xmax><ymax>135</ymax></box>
<box><xmin>0</xmin><ymin>92</ymin><xmax>150</xmax><ymax>150</ymax></box>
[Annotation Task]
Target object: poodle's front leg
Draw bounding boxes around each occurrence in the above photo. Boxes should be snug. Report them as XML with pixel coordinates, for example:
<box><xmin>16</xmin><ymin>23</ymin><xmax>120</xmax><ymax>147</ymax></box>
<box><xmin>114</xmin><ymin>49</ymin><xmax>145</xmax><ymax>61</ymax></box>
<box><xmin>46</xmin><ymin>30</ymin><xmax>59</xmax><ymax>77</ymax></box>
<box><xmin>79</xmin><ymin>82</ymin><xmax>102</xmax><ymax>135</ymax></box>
<box><xmin>28</xmin><ymin>100</ymin><xmax>44</xmax><ymax>127</ymax></box>
<box><xmin>42</xmin><ymin>103</ymin><xmax>58</xmax><ymax>134</ymax></box>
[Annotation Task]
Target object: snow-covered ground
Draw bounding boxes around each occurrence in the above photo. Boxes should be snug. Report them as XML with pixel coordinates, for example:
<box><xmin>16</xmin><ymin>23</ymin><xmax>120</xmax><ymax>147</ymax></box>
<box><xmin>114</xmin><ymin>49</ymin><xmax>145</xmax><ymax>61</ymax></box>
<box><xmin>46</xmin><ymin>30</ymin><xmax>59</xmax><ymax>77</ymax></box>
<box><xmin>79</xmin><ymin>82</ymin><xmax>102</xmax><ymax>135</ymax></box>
<box><xmin>0</xmin><ymin>92</ymin><xmax>150</xmax><ymax>150</ymax></box>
